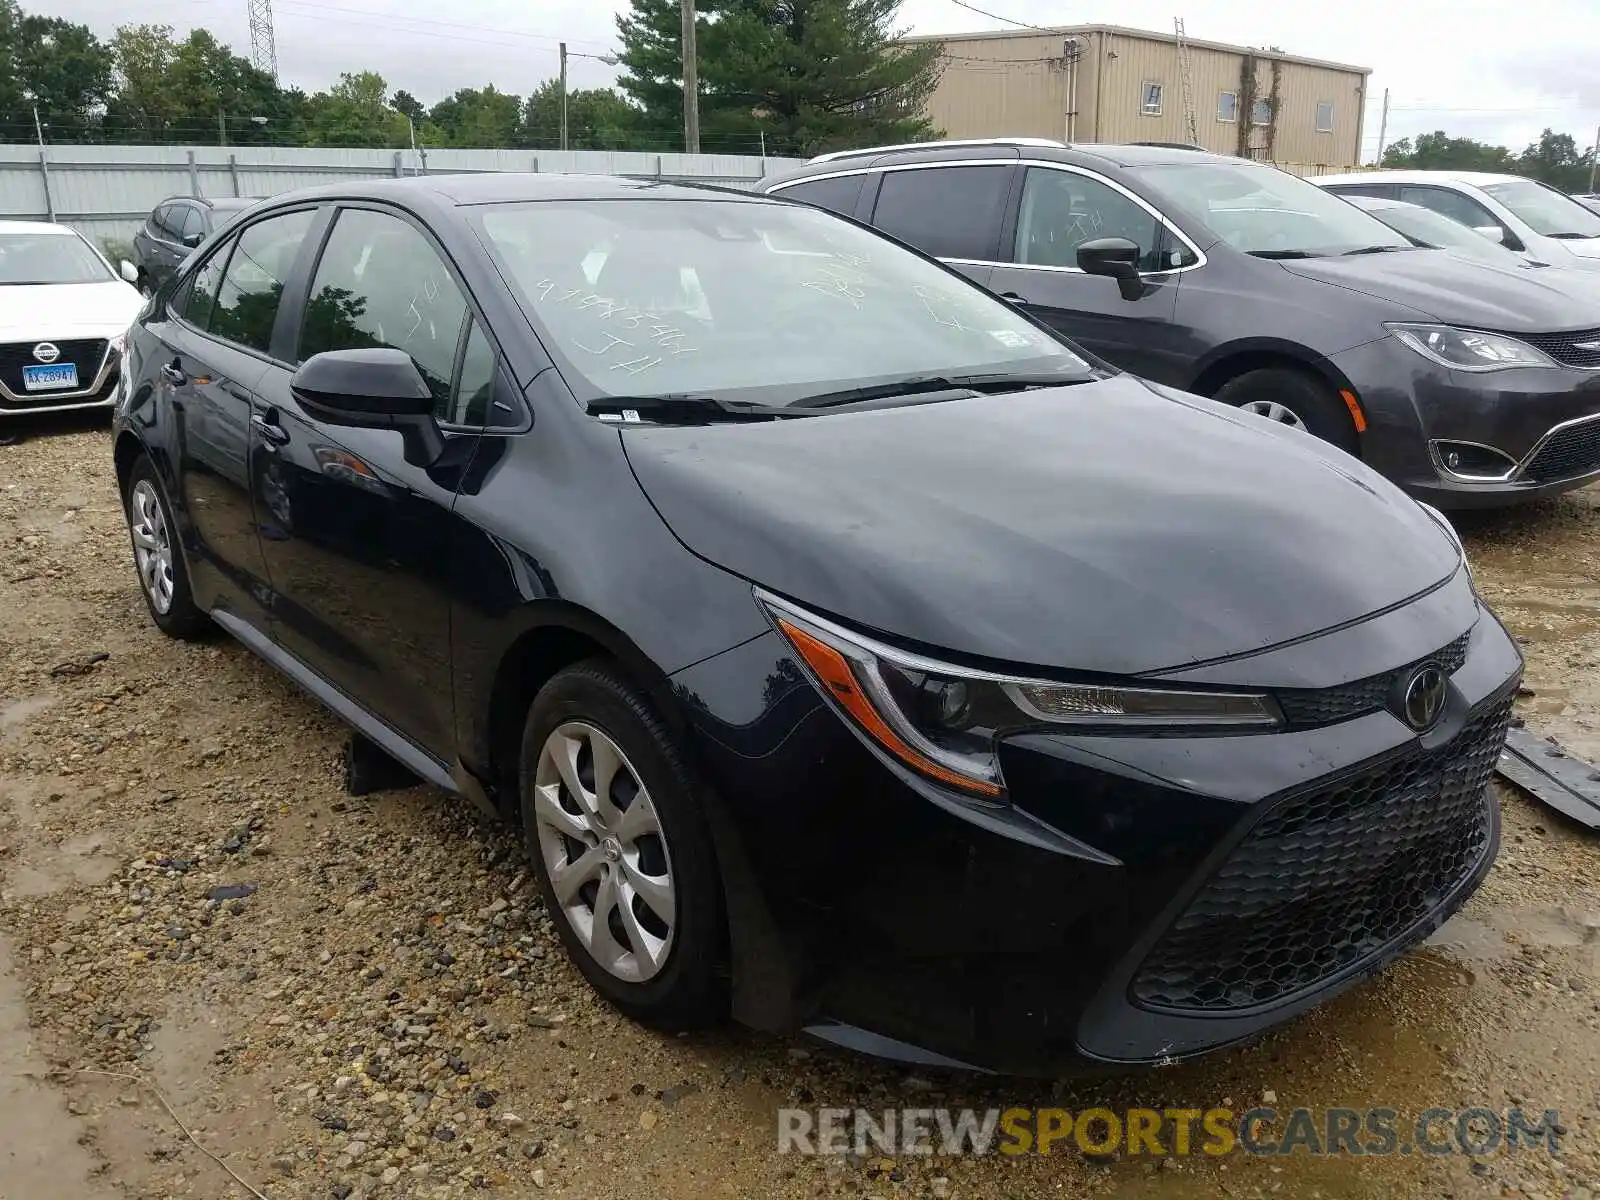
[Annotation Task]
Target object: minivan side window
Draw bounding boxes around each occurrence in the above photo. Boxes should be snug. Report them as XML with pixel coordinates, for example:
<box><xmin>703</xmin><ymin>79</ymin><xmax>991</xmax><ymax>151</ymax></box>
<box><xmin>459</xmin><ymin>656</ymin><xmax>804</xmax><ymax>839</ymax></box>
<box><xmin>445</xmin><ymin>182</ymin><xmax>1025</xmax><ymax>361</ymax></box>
<box><xmin>775</xmin><ymin>175</ymin><xmax>864</xmax><ymax>218</ymax></box>
<box><xmin>1013</xmin><ymin>167</ymin><xmax>1186</xmax><ymax>272</ymax></box>
<box><xmin>207</xmin><ymin>209</ymin><xmax>315</xmax><ymax>355</ymax></box>
<box><xmin>870</xmin><ymin>165</ymin><xmax>1012</xmax><ymax>261</ymax></box>
<box><xmin>299</xmin><ymin>208</ymin><xmax>470</xmax><ymax>418</ymax></box>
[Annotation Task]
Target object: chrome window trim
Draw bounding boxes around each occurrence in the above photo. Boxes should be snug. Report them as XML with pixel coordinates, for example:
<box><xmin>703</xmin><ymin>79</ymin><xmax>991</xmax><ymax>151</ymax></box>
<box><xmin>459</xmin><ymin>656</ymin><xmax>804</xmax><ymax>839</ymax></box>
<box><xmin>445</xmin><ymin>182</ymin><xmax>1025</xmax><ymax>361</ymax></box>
<box><xmin>807</xmin><ymin>137</ymin><xmax>1065</xmax><ymax>164</ymax></box>
<box><xmin>767</xmin><ymin>159</ymin><xmax>1209</xmax><ymax>278</ymax></box>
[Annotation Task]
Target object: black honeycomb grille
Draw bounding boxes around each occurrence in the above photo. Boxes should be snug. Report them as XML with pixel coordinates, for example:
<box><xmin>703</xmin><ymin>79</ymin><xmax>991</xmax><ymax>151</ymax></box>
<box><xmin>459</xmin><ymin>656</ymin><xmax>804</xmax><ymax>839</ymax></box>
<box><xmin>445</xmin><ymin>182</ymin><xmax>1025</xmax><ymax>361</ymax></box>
<box><xmin>1274</xmin><ymin>630</ymin><xmax>1472</xmax><ymax>729</ymax></box>
<box><xmin>1131</xmin><ymin>693</ymin><xmax>1512</xmax><ymax>1013</ymax></box>
<box><xmin>1517</xmin><ymin>328</ymin><xmax>1600</xmax><ymax>369</ymax></box>
<box><xmin>1522</xmin><ymin>420</ymin><xmax>1600</xmax><ymax>484</ymax></box>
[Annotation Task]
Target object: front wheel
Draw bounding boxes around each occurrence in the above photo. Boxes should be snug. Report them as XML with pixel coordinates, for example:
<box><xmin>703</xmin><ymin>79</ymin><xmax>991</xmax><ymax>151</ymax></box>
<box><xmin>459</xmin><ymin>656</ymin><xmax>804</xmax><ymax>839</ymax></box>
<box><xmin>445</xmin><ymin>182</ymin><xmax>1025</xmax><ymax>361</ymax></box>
<box><xmin>519</xmin><ymin>661</ymin><xmax>726</xmax><ymax>1027</ymax></box>
<box><xmin>1213</xmin><ymin>367</ymin><xmax>1360</xmax><ymax>456</ymax></box>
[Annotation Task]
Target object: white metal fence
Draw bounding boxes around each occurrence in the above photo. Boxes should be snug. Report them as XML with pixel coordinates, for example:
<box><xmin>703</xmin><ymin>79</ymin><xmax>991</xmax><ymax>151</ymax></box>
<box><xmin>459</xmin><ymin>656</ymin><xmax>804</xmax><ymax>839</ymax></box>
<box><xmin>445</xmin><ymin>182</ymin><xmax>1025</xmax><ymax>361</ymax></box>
<box><xmin>0</xmin><ymin>144</ymin><xmax>797</xmax><ymax>248</ymax></box>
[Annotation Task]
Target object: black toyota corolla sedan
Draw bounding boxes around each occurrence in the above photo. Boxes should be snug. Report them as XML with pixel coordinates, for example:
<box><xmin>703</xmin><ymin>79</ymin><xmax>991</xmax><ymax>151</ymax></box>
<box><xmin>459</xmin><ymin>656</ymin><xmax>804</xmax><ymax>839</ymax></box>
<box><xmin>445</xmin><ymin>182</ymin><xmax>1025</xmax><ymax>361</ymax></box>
<box><xmin>111</xmin><ymin>174</ymin><xmax>1522</xmax><ymax>1076</ymax></box>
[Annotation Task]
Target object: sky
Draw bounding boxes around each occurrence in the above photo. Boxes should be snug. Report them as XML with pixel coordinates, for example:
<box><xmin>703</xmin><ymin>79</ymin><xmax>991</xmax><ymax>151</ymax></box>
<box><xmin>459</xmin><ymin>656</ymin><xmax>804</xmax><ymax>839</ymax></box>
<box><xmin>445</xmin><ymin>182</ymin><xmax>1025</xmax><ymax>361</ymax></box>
<box><xmin>32</xmin><ymin>0</ymin><xmax>1600</xmax><ymax>163</ymax></box>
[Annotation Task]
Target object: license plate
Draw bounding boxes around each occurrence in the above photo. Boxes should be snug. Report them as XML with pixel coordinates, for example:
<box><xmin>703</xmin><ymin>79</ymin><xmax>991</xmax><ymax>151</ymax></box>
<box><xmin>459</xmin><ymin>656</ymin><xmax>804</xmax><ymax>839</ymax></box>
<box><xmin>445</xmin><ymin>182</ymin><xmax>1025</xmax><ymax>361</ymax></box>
<box><xmin>22</xmin><ymin>363</ymin><xmax>79</xmax><ymax>392</ymax></box>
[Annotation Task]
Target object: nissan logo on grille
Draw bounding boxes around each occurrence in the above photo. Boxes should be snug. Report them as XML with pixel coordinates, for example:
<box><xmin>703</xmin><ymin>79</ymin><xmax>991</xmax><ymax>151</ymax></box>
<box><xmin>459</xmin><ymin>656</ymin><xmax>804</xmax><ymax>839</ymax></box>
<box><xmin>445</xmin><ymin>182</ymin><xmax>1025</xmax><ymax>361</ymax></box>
<box><xmin>1399</xmin><ymin>665</ymin><xmax>1448</xmax><ymax>731</ymax></box>
<box><xmin>31</xmin><ymin>342</ymin><xmax>60</xmax><ymax>364</ymax></box>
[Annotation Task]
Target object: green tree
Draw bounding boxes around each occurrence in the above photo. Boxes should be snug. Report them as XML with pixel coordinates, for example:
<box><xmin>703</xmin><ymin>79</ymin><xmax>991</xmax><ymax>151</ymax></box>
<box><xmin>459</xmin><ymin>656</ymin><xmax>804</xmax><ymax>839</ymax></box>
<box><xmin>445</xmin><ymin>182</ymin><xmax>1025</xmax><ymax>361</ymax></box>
<box><xmin>304</xmin><ymin>71</ymin><xmax>409</xmax><ymax>148</ymax></box>
<box><xmin>1380</xmin><ymin>131</ymin><xmax>1515</xmax><ymax>172</ymax></box>
<box><xmin>428</xmin><ymin>85</ymin><xmax>522</xmax><ymax>148</ymax></box>
<box><xmin>1517</xmin><ymin>128</ymin><xmax>1593</xmax><ymax>193</ymax></box>
<box><xmin>104</xmin><ymin>23</ymin><xmax>183</xmax><ymax>141</ymax></box>
<box><xmin>616</xmin><ymin>0</ymin><xmax>942</xmax><ymax>156</ymax></box>
<box><xmin>521</xmin><ymin>81</ymin><xmax>640</xmax><ymax>150</ymax></box>
<box><xmin>12</xmin><ymin>12</ymin><xmax>112</xmax><ymax>142</ymax></box>
<box><xmin>391</xmin><ymin>89</ymin><xmax>426</xmax><ymax>125</ymax></box>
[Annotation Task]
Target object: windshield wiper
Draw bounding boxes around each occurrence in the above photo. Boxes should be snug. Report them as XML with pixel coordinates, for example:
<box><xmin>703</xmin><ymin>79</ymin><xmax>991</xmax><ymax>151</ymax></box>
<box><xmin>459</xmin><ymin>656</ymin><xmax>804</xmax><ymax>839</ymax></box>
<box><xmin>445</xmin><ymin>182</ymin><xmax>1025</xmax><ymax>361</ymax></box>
<box><xmin>798</xmin><ymin>370</ymin><xmax>1093</xmax><ymax>410</ymax></box>
<box><xmin>1244</xmin><ymin>249</ymin><xmax>1323</xmax><ymax>259</ymax></box>
<box><xmin>1342</xmin><ymin>244</ymin><xmax>1414</xmax><ymax>255</ymax></box>
<box><xmin>587</xmin><ymin>394</ymin><xmax>808</xmax><ymax>424</ymax></box>
<box><xmin>1546</xmin><ymin>232</ymin><xmax>1600</xmax><ymax>240</ymax></box>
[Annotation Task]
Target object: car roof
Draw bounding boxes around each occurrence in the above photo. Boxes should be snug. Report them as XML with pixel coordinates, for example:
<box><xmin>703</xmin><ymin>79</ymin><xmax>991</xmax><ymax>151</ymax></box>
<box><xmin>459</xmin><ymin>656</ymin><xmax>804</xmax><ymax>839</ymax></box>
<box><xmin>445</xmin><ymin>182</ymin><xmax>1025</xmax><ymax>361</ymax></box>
<box><xmin>0</xmin><ymin>220</ymin><xmax>79</xmax><ymax>237</ymax></box>
<box><xmin>1316</xmin><ymin>170</ymin><xmax>1525</xmax><ymax>187</ymax></box>
<box><xmin>246</xmin><ymin>173</ymin><xmax>767</xmax><ymax>211</ymax></box>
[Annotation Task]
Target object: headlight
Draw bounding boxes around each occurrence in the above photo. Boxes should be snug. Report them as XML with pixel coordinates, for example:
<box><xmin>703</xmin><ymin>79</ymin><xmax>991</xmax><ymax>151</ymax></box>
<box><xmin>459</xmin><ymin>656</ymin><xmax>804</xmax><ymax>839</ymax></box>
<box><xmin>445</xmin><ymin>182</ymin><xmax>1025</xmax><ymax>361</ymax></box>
<box><xmin>759</xmin><ymin>592</ymin><xmax>1282</xmax><ymax>799</ymax></box>
<box><xmin>1388</xmin><ymin>323</ymin><xmax>1556</xmax><ymax>372</ymax></box>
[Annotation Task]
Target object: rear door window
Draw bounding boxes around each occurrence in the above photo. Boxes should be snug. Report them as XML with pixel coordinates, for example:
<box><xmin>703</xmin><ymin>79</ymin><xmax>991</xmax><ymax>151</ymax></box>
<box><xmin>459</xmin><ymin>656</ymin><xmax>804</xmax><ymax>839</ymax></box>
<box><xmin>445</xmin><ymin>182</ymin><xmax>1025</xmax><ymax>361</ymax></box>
<box><xmin>206</xmin><ymin>209</ymin><xmax>316</xmax><ymax>354</ymax></box>
<box><xmin>869</xmin><ymin>165</ymin><xmax>1013</xmax><ymax>261</ymax></box>
<box><xmin>153</xmin><ymin>204</ymin><xmax>177</xmax><ymax>238</ymax></box>
<box><xmin>775</xmin><ymin>175</ymin><xmax>866</xmax><ymax>218</ymax></box>
<box><xmin>1398</xmin><ymin>186</ymin><xmax>1499</xmax><ymax>231</ymax></box>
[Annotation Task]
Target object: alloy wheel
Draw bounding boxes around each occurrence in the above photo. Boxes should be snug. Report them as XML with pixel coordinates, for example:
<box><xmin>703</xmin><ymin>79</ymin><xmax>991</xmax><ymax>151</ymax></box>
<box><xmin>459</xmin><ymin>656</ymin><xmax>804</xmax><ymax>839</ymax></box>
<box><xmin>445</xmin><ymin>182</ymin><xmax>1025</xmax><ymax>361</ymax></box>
<box><xmin>1239</xmin><ymin>400</ymin><xmax>1308</xmax><ymax>431</ymax></box>
<box><xmin>532</xmin><ymin>721</ymin><xmax>676</xmax><ymax>984</ymax></box>
<box><xmin>129</xmin><ymin>479</ymin><xmax>175</xmax><ymax>614</ymax></box>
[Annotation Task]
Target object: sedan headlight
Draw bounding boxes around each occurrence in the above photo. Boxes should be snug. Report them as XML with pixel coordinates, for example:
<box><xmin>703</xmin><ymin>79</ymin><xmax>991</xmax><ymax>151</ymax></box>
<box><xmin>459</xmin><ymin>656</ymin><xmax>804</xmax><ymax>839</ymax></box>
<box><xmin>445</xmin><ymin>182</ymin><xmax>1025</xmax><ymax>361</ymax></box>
<box><xmin>1388</xmin><ymin>323</ymin><xmax>1557</xmax><ymax>372</ymax></box>
<box><xmin>759</xmin><ymin>592</ymin><xmax>1282</xmax><ymax>798</ymax></box>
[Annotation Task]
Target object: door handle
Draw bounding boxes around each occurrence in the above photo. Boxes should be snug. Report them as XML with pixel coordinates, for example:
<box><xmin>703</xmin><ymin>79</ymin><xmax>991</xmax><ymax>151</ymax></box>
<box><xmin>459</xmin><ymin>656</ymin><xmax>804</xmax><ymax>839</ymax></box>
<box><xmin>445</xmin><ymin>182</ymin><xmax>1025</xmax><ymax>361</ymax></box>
<box><xmin>251</xmin><ymin>411</ymin><xmax>291</xmax><ymax>447</ymax></box>
<box><xmin>160</xmin><ymin>361</ymin><xmax>187</xmax><ymax>386</ymax></box>
<box><xmin>998</xmin><ymin>291</ymin><xmax>1032</xmax><ymax>306</ymax></box>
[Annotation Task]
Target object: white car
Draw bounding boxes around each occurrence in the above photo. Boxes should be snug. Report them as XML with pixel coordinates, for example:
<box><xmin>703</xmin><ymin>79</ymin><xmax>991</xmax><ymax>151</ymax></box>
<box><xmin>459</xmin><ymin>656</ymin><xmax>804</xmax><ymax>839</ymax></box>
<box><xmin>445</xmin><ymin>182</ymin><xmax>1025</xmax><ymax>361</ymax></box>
<box><xmin>1317</xmin><ymin>170</ymin><xmax>1600</xmax><ymax>272</ymax></box>
<box><xmin>0</xmin><ymin>220</ymin><xmax>145</xmax><ymax>418</ymax></box>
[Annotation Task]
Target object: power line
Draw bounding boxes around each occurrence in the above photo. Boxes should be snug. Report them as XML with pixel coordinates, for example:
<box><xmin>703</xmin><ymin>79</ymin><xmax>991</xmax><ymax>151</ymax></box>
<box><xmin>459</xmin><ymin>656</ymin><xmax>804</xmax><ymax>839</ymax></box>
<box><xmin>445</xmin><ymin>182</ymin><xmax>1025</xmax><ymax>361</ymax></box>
<box><xmin>944</xmin><ymin>0</ymin><xmax>1055</xmax><ymax>31</ymax></box>
<box><xmin>272</xmin><ymin>0</ymin><xmax>612</xmax><ymax>51</ymax></box>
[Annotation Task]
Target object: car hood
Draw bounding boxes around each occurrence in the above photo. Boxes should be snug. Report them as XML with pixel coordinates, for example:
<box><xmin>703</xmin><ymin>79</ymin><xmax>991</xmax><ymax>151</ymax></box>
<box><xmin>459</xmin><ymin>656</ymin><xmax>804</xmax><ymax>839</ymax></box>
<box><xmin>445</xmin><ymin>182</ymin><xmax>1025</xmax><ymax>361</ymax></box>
<box><xmin>0</xmin><ymin>280</ymin><xmax>143</xmax><ymax>342</ymax></box>
<box><xmin>621</xmin><ymin>376</ymin><xmax>1460</xmax><ymax>675</ymax></box>
<box><xmin>1279</xmin><ymin>250</ymin><xmax>1600</xmax><ymax>331</ymax></box>
<box><xmin>1552</xmin><ymin>236</ymin><xmax>1600</xmax><ymax>262</ymax></box>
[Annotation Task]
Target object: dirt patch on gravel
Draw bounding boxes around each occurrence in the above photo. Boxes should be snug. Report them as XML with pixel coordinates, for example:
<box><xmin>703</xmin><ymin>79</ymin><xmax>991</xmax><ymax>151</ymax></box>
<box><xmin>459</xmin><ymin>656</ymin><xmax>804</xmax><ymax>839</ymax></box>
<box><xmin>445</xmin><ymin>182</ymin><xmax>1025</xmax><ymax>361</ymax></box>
<box><xmin>2</xmin><ymin>420</ymin><xmax>1600</xmax><ymax>1200</ymax></box>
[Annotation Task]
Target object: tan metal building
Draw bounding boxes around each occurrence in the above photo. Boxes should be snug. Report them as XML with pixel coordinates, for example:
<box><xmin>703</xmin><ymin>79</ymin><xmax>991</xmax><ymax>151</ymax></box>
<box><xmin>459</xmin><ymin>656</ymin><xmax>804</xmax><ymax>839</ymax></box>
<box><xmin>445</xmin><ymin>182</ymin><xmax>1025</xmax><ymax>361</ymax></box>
<box><xmin>904</xmin><ymin>25</ymin><xmax>1370</xmax><ymax>173</ymax></box>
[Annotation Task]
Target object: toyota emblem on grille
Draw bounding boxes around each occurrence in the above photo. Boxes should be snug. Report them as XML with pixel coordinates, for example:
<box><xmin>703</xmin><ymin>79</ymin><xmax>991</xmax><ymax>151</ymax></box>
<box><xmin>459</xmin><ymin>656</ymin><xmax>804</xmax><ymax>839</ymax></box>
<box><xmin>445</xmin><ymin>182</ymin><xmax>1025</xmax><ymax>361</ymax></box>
<box><xmin>31</xmin><ymin>342</ymin><xmax>60</xmax><ymax>364</ymax></box>
<box><xmin>1401</xmin><ymin>666</ymin><xmax>1448</xmax><ymax>731</ymax></box>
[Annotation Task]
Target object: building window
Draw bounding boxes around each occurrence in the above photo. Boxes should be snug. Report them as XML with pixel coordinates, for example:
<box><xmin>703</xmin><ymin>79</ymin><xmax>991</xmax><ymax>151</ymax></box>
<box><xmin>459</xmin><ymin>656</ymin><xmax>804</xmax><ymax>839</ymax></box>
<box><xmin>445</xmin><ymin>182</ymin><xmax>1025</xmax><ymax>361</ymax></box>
<box><xmin>1315</xmin><ymin>101</ymin><xmax>1335</xmax><ymax>132</ymax></box>
<box><xmin>1217</xmin><ymin>91</ymin><xmax>1238</xmax><ymax>122</ymax></box>
<box><xmin>1140</xmin><ymin>81</ymin><xmax>1163</xmax><ymax>116</ymax></box>
<box><xmin>1251</xmin><ymin>98</ymin><xmax>1273</xmax><ymax>126</ymax></box>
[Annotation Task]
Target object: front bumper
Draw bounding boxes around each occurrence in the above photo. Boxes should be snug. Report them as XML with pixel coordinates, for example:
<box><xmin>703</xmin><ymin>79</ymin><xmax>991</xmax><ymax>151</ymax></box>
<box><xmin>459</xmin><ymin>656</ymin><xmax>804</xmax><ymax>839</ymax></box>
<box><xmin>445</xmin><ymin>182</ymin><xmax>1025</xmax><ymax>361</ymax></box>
<box><xmin>0</xmin><ymin>339</ymin><xmax>121</xmax><ymax>416</ymax></box>
<box><xmin>1332</xmin><ymin>335</ymin><xmax>1600</xmax><ymax>507</ymax></box>
<box><xmin>672</xmin><ymin>579</ymin><xmax>1522</xmax><ymax>1076</ymax></box>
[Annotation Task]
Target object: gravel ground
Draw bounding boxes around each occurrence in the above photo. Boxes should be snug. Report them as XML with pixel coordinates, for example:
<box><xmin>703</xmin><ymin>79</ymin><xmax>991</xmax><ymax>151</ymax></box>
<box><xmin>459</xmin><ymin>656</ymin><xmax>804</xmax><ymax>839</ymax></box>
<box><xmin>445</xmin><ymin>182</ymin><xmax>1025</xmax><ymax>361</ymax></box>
<box><xmin>3</xmin><ymin>417</ymin><xmax>1600</xmax><ymax>1200</ymax></box>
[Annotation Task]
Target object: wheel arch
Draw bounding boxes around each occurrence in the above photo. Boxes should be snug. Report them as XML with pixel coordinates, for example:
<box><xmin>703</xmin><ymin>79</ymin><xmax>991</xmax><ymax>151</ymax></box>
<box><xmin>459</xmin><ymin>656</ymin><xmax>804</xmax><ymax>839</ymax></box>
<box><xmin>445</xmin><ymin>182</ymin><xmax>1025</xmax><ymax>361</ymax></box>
<box><xmin>478</xmin><ymin>602</ymin><xmax>686</xmax><ymax>814</ymax></box>
<box><xmin>1185</xmin><ymin>338</ymin><xmax>1356</xmax><ymax>401</ymax></box>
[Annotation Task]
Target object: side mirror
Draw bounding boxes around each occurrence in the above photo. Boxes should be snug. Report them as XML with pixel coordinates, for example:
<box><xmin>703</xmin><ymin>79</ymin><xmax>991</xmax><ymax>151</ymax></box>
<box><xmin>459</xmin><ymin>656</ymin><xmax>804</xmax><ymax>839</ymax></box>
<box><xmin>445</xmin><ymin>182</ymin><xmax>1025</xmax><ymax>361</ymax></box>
<box><xmin>1076</xmin><ymin>237</ymin><xmax>1146</xmax><ymax>301</ymax></box>
<box><xmin>290</xmin><ymin>348</ymin><xmax>444</xmax><ymax>467</ymax></box>
<box><xmin>182</xmin><ymin>231</ymin><xmax>205</xmax><ymax>248</ymax></box>
<box><xmin>119</xmin><ymin>259</ymin><xmax>139</xmax><ymax>285</ymax></box>
<box><xmin>1472</xmin><ymin>225</ymin><xmax>1506</xmax><ymax>245</ymax></box>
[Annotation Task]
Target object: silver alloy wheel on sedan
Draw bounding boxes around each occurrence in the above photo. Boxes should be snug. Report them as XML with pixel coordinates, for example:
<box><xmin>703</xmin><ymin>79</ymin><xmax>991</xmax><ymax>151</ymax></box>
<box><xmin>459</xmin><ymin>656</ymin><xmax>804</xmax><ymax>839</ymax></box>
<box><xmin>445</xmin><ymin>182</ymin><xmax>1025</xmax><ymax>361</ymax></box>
<box><xmin>1238</xmin><ymin>399</ymin><xmax>1308</xmax><ymax>431</ymax></box>
<box><xmin>129</xmin><ymin>479</ymin><xmax>175</xmax><ymax>614</ymax></box>
<box><xmin>533</xmin><ymin>721</ymin><xmax>676</xmax><ymax>984</ymax></box>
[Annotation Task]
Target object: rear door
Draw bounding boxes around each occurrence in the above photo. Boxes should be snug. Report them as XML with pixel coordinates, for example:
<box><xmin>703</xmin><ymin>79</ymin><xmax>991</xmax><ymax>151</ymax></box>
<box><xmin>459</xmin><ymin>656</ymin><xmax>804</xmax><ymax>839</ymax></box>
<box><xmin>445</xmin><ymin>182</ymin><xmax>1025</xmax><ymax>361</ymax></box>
<box><xmin>252</xmin><ymin>203</ymin><xmax>504</xmax><ymax>756</ymax></box>
<box><xmin>1396</xmin><ymin>185</ymin><xmax>1522</xmax><ymax>249</ymax></box>
<box><xmin>987</xmin><ymin>164</ymin><xmax>1191</xmax><ymax>382</ymax></box>
<box><xmin>862</xmin><ymin>162</ymin><xmax>1016</xmax><ymax>287</ymax></box>
<box><xmin>146</xmin><ymin>207</ymin><xmax>317</xmax><ymax>626</ymax></box>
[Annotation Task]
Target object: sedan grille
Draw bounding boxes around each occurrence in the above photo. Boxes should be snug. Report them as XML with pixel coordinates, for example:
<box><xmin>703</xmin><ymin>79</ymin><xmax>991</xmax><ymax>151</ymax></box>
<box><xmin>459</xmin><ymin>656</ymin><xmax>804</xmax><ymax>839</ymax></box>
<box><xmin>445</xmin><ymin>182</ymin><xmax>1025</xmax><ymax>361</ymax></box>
<box><xmin>1521</xmin><ymin>419</ymin><xmax>1600</xmax><ymax>484</ymax></box>
<box><xmin>1130</xmin><ymin>692</ymin><xmax>1511</xmax><ymax>1014</ymax></box>
<box><xmin>1516</xmin><ymin>327</ymin><xmax>1600</xmax><ymax>369</ymax></box>
<box><xmin>0</xmin><ymin>339</ymin><xmax>109</xmax><ymax>396</ymax></box>
<box><xmin>1274</xmin><ymin>630</ymin><xmax>1471</xmax><ymax>728</ymax></box>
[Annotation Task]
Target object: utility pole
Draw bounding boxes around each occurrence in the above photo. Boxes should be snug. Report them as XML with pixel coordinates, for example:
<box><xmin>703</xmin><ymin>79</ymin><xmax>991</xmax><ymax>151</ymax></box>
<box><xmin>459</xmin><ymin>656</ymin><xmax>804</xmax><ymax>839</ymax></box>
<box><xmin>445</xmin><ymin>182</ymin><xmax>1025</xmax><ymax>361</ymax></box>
<box><xmin>680</xmin><ymin>0</ymin><xmax>700</xmax><ymax>154</ymax></box>
<box><xmin>32</xmin><ymin>104</ymin><xmax>44</xmax><ymax>147</ymax></box>
<box><xmin>1374</xmin><ymin>87</ymin><xmax>1390</xmax><ymax>165</ymax></box>
<box><xmin>559</xmin><ymin>42</ymin><xmax>570</xmax><ymax>152</ymax></box>
<box><xmin>218</xmin><ymin>106</ymin><xmax>227</xmax><ymax>147</ymax></box>
<box><xmin>1590</xmin><ymin>122</ymin><xmax>1599</xmax><ymax>193</ymax></box>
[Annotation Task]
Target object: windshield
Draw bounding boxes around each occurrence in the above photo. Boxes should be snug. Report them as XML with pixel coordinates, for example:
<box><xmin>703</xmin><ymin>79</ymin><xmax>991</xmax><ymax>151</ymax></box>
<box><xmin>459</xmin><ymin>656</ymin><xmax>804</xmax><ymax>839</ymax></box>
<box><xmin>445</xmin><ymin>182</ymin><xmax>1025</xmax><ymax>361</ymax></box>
<box><xmin>1132</xmin><ymin>162</ymin><xmax>1411</xmax><ymax>257</ymax></box>
<box><xmin>1481</xmin><ymin>179</ymin><xmax>1600</xmax><ymax>239</ymax></box>
<box><xmin>474</xmin><ymin>198</ymin><xmax>1091</xmax><ymax>407</ymax></box>
<box><xmin>0</xmin><ymin>232</ymin><xmax>114</xmax><ymax>285</ymax></box>
<box><xmin>1363</xmin><ymin>202</ymin><xmax>1512</xmax><ymax>263</ymax></box>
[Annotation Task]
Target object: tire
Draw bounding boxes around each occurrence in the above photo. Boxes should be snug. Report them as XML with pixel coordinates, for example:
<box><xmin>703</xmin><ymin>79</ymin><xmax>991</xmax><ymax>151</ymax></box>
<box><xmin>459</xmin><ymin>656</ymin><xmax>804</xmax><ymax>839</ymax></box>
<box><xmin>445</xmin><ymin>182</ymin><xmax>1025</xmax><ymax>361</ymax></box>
<box><xmin>519</xmin><ymin>660</ymin><xmax>726</xmax><ymax>1027</ymax></box>
<box><xmin>123</xmin><ymin>455</ymin><xmax>209</xmax><ymax>639</ymax></box>
<box><xmin>1213</xmin><ymin>367</ymin><xmax>1360</xmax><ymax>456</ymax></box>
